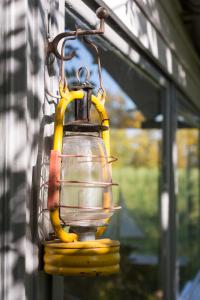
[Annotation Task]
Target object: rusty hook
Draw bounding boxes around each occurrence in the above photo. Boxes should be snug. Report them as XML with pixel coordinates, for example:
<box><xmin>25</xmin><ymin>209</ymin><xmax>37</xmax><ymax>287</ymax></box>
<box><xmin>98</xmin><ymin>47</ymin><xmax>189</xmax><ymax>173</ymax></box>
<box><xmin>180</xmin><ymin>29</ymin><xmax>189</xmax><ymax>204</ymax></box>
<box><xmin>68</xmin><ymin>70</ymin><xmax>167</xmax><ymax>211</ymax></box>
<box><xmin>48</xmin><ymin>30</ymin><xmax>79</xmax><ymax>63</ymax></box>
<box><xmin>47</xmin><ymin>7</ymin><xmax>109</xmax><ymax>62</ymax></box>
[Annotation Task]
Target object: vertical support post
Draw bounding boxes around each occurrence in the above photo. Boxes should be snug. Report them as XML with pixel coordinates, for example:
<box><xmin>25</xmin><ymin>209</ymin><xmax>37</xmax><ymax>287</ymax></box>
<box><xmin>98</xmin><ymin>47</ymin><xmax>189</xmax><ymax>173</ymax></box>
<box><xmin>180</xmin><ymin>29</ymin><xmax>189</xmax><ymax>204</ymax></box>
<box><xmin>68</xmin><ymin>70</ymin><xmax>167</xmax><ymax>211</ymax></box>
<box><xmin>160</xmin><ymin>83</ymin><xmax>178</xmax><ymax>300</ymax></box>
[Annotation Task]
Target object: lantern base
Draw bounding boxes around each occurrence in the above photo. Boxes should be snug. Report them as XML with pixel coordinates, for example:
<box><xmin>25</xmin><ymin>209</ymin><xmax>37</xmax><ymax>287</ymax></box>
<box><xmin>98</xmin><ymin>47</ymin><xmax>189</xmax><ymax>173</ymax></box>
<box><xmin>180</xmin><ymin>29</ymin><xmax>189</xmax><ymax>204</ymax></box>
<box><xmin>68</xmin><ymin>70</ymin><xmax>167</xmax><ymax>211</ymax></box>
<box><xmin>43</xmin><ymin>238</ymin><xmax>120</xmax><ymax>276</ymax></box>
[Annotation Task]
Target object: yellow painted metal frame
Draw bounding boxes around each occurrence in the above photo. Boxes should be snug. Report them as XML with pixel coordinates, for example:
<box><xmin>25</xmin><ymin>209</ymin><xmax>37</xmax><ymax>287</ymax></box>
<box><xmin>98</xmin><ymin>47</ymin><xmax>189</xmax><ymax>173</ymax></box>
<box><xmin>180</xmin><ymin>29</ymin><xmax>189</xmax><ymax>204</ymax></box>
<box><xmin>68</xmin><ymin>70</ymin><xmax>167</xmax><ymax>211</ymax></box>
<box><xmin>45</xmin><ymin>83</ymin><xmax>120</xmax><ymax>276</ymax></box>
<box><xmin>44</xmin><ymin>239</ymin><xmax>120</xmax><ymax>276</ymax></box>
<box><xmin>50</xmin><ymin>83</ymin><xmax>111</xmax><ymax>242</ymax></box>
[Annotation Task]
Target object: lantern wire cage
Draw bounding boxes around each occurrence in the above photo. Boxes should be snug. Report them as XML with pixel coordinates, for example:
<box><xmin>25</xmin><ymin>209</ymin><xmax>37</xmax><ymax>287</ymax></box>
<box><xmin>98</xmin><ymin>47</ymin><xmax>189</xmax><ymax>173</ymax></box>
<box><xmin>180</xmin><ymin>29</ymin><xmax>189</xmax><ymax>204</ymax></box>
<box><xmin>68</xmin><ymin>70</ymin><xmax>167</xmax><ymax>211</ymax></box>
<box><xmin>39</xmin><ymin>153</ymin><xmax>120</xmax><ymax>228</ymax></box>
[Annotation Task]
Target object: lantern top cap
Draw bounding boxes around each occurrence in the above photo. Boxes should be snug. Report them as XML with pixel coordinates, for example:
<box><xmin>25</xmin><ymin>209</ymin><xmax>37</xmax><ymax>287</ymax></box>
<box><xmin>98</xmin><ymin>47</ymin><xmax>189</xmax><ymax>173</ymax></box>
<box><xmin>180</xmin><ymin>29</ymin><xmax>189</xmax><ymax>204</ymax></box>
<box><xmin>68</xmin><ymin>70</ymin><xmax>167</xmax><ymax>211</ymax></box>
<box><xmin>63</xmin><ymin>121</ymin><xmax>108</xmax><ymax>133</ymax></box>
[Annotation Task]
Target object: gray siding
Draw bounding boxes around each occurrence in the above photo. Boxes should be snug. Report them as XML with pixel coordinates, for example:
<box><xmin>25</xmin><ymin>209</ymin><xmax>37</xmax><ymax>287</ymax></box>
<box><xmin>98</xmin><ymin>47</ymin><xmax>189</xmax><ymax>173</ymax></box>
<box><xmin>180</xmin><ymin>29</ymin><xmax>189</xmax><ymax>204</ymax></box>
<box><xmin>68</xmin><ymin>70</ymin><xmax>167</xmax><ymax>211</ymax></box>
<box><xmin>0</xmin><ymin>0</ymin><xmax>65</xmax><ymax>299</ymax></box>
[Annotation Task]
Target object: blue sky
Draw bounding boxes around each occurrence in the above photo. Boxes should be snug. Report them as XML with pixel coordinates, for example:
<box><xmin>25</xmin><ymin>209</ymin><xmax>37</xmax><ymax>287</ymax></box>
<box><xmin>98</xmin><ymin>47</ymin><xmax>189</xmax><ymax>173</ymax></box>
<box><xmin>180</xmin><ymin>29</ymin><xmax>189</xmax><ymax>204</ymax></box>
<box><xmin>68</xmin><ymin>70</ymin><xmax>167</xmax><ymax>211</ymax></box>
<box><xmin>65</xmin><ymin>39</ymin><xmax>135</xmax><ymax>110</ymax></box>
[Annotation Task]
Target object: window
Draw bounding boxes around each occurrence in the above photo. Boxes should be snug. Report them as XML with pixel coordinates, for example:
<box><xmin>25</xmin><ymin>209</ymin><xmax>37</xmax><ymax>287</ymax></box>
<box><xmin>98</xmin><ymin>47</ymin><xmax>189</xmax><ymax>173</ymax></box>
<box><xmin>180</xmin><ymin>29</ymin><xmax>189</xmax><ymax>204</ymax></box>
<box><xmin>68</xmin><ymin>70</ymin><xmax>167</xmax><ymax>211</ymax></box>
<box><xmin>176</xmin><ymin>100</ymin><xmax>200</xmax><ymax>292</ymax></box>
<box><xmin>64</xmin><ymin>7</ymin><xmax>164</xmax><ymax>299</ymax></box>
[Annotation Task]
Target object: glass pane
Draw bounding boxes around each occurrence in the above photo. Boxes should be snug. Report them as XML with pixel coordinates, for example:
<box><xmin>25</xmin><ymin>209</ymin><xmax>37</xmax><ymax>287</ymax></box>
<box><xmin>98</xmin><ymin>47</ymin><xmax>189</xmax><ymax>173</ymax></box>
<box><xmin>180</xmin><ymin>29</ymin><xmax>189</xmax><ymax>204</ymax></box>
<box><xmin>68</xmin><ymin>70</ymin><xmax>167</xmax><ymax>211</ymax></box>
<box><xmin>176</xmin><ymin>101</ymin><xmax>200</xmax><ymax>293</ymax></box>
<box><xmin>64</xmin><ymin>8</ymin><xmax>163</xmax><ymax>300</ymax></box>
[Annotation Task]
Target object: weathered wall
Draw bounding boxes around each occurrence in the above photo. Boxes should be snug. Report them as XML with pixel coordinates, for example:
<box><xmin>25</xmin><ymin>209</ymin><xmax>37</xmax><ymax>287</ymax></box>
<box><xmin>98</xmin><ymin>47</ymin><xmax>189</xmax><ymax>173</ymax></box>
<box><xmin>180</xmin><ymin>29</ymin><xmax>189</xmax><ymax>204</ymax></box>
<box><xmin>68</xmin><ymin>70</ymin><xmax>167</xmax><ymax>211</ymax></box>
<box><xmin>0</xmin><ymin>0</ymin><xmax>65</xmax><ymax>299</ymax></box>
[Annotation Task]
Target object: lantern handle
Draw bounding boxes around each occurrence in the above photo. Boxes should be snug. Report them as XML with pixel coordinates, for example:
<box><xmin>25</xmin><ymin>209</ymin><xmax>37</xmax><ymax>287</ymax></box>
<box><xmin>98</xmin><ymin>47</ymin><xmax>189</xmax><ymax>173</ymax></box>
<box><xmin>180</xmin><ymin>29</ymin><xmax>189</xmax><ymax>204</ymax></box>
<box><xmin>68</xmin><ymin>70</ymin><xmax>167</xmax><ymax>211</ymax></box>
<box><xmin>59</xmin><ymin>35</ymin><xmax>79</xmax><ymax>88</ymax></box>
<box><xmin>83</xmin><ymin>37</ymin><xmax>105</xmax><ymax>97</ymax></box>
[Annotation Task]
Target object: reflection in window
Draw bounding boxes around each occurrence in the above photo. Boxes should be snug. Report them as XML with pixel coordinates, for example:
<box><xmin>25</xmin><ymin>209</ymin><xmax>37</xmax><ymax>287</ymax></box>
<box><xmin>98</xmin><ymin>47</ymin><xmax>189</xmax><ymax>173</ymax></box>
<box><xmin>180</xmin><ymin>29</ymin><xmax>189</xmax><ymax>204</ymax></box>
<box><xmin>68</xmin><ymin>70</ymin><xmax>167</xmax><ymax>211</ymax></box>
<box><xmin>176</xmin><ymin>106</ymin><xmax>200</xmax><ymax>291</ymax></box>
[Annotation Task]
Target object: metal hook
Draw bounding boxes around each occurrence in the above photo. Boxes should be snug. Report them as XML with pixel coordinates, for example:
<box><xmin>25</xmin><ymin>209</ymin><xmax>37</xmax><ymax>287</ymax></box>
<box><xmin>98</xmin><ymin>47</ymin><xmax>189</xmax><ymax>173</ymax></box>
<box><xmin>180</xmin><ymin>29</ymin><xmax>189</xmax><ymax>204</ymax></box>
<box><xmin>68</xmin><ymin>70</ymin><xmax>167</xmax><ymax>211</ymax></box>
<box><xmin>47</xmin><ymin>7</ymin><xmax>109</xmax><ymax>61</ymax></box>
<box><xmin>83</xmin><ymin>37</ymin><xmax>105</xmax><ymax>94</ymax></box>
<box><xmin>48</xmin><ymin>30</ymin><xmax>79</xmax><ymax>63</ymax></box>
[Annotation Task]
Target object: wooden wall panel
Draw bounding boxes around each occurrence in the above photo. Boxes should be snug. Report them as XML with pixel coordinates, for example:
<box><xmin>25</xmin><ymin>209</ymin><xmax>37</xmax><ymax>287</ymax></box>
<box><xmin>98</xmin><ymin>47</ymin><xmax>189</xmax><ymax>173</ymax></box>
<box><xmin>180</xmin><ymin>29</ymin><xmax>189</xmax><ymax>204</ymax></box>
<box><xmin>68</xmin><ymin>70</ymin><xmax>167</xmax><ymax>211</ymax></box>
<box><xmin>0</xmin><ymin>0</ymin><xmax>65</xmax><ymax>299</ymax></box>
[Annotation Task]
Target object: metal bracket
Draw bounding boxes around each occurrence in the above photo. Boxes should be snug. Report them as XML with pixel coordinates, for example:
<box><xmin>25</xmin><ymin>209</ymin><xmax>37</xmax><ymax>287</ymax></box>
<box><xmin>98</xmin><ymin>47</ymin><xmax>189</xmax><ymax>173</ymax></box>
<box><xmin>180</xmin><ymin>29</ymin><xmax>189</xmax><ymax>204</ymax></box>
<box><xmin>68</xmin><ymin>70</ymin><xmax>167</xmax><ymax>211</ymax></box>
<box><xmin>47</xmin><ymin>7</ymin><xmax>109</xmax><ymax>61</ymax></box>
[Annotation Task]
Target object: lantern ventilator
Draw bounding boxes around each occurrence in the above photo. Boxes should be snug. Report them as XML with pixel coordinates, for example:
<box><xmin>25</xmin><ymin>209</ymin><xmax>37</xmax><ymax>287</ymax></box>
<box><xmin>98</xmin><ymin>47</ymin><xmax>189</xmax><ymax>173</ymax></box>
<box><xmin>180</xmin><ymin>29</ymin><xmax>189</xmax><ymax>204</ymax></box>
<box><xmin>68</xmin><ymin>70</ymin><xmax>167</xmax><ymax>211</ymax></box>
<box><xmin>41</xmin><ymin>11</ymin><xmax>120</xmax><ymax>276</ymax></box>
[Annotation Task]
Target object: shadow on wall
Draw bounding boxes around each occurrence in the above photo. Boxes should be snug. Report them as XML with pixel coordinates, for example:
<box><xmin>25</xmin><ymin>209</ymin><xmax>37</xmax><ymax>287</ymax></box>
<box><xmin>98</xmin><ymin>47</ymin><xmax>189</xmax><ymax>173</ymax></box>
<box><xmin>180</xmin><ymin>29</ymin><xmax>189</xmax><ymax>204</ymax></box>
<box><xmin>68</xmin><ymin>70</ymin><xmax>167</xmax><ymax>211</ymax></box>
<box><xmin>0</xmin><ymin>0</ymin><xmax>59</xmax><ymax>299</ymax></box>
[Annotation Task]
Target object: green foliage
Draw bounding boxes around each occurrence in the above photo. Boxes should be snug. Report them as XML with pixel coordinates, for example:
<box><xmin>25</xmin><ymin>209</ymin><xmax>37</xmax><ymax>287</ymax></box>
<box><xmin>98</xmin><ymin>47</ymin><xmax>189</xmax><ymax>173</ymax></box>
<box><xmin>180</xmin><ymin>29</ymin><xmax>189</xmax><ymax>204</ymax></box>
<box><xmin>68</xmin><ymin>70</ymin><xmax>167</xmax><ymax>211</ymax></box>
<box><xmin>177</xmin><ymin>129</ymin><xmax>199</xmax><ymax>168</ymax></box>
<box><xmin>110</xmin><ymin>129</ymin><xmax>161</xmax><ymax>169</ymax></box>
<box><xmin>113</xmin><ymin>167</ymin><xmax>159</xmax><ymax>253</ymax></box>
<box><xmin>177</xmin><ymin>167</ymin><xmax>200</xmax><ymax>287</ymax></box>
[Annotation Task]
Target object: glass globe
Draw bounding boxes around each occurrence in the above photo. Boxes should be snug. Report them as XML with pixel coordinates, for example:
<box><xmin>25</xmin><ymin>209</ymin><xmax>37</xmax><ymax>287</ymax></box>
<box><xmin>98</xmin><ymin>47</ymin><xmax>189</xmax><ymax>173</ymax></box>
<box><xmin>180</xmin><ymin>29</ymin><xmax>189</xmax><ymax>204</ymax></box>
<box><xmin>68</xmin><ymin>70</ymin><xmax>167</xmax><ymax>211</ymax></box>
<box><xmin>60</xmin><ymin>132</ymin><xmax>114</xmax><ymax>228</ymax></box>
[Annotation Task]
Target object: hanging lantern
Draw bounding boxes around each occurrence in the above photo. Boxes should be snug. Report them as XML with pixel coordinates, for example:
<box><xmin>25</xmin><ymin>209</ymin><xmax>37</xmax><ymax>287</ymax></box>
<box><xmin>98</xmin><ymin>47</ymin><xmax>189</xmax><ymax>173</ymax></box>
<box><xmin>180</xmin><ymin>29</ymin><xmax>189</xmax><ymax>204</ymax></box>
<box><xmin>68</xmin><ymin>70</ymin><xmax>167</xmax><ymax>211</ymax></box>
<box><xmin>41</xmin><ymin>71</ymin><xmax>120</xmax><ymax>276</ymax></box>
<box><xmin>39</xmin><ymin>5</ymin><xmax>120</xmax><ymax>275</ymax></box>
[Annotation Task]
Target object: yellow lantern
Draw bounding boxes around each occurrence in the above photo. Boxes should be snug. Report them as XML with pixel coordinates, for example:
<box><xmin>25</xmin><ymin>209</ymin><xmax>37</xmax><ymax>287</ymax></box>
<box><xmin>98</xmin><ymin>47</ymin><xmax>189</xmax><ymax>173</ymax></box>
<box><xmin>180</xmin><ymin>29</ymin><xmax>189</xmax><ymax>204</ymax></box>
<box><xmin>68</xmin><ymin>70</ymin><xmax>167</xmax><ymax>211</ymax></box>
<box><xmin>42</xmin><ymin>75</ymin><xmax>120</xmax><ymax>276</ymax></box>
